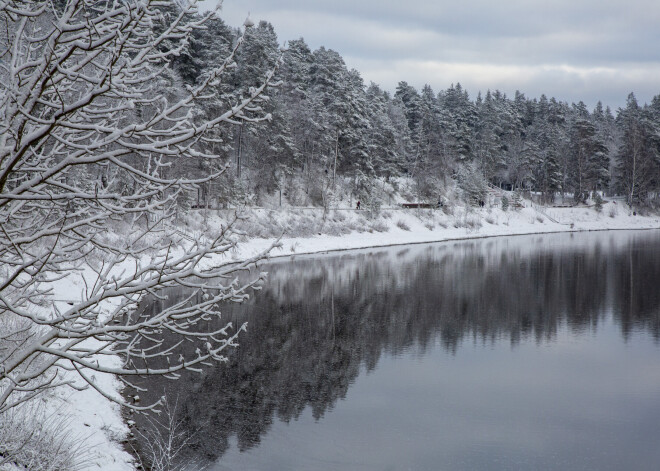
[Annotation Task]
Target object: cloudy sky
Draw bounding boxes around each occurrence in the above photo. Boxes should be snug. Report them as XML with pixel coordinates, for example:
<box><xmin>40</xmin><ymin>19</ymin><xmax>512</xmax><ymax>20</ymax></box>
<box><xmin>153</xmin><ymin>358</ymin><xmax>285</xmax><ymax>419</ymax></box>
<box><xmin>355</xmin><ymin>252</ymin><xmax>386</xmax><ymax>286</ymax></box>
<box><xmin>199</xmin><ymin>0</ymin><xmax>660</xmax><ymax>109</ymax></box>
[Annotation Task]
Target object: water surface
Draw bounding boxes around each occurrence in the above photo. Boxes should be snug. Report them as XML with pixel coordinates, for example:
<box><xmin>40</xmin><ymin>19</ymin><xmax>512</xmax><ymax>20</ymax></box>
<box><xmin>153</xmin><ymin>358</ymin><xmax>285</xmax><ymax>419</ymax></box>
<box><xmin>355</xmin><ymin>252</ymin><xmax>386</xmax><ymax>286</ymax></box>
<box><xmin>129</xmin><ymin>230</ymin><xmax>660</xmax><ymax>470</ymax></box>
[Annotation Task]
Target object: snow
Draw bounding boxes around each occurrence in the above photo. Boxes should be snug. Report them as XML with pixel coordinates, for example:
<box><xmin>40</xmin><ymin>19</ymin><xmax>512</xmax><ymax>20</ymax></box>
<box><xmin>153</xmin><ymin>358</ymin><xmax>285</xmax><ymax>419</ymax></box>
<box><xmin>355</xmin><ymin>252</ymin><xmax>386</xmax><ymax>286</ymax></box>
<box><xmin>49</xmin><ymin>366</ymin><xmax>134</xmax><ymax>471</ymax></box>
<box><xmin>243</xmin><ymin>15</ymin><xmax>255</xmax><ymax>28</ymax></box>
<box><xmin>218</xmin><ymin>202</ymin><xmax>660</xmax><ymax>263</ymax></box>
<box><xmin>36</xmin><ymin>200</ymin><xmax>660</xmax><ymax>470</ymax></box>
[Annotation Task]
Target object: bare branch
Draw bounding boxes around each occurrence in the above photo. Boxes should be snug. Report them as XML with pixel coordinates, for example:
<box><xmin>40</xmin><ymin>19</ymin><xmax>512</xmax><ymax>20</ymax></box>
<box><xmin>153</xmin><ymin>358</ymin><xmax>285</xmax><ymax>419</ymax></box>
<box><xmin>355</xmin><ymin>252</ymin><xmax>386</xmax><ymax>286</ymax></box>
<box><xmin>1</xmin><ymin>0</ymin><xmax>282</xmax><ymax>413</ymax></box>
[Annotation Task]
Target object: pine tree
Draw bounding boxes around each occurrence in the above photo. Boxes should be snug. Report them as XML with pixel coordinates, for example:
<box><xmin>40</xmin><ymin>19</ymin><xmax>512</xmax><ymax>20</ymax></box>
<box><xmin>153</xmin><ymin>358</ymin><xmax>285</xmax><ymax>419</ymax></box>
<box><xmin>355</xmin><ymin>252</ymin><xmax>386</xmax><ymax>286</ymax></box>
<box><xmin>568</xmin><ymin>102</ymin><xmax>608</xmax><ymax>202</ymax></box>
<box><xmin>592</xmin><ymin>101</ymin><xmax>616</xmax><ymax>194</ymax></box>
<box><xmin>412</xmin><ymin>84</ymin><xmax>447</xmax><ymax>195</ymax></box>
<box><xmin>235</xmin><ymin>21</ymin><xmax>280</xmax><ymax>90</ymax></box>
<box><xmin>365</xmin><ymin>84</ymin><xmax>404</xmax><ymax>180</ymax></box>
<box><xmin>387</xmin><ymin>96</ymin><xmax>415</xmax><ymax>178</ymax></box>
<box><xmin>394</xmin><ymin>81</ymin><xmax>424</xmax><ymax>138</ymax></box>
<box><xmin>280</xmin><ymin>38</ymin><xmax>320</xmax><ymax>200</ymax></box>
<box><xmin>530</xmin><ymin>95</ymin><xmax>562</xmax><ymax>203</ymax></box>
<box><xmin>281</xmin><ymin>38</ymin><xmax>314</xmax><ymax>99</ymax></box>
<box><xmin>546</xmin><ymin>98</ymin><xmax>572</xmax><ymax>201</ymax></box>
<box><xmin>176</xmin><ymin>16</ymin><xmax>239</xmax><ymax>206</ymax></box>
<box><xmin>615</xmin><ymin>93</ymin><xmax>659</xmax><ymax>207</ymax></box>
<box><xmin>474</xmin><ymin>90</ymin><xmax>507</xmax><ymax>183</ymax></box>
<box><xmin>438</xmin><ymin>83</ymin><xmax>477</xmax><ymax>163</ymax></box>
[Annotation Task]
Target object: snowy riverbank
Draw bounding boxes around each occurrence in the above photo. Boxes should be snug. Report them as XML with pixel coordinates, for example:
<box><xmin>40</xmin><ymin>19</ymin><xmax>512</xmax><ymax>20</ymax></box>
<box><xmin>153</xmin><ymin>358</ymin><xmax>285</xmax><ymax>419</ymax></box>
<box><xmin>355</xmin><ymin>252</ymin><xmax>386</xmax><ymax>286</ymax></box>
<box><xmin>222</xmin><ymin>201</ymin><xmax>660</xmax><ymax>263</ymax></box>
<box><xmin>10</xmin><ymin>200</ymin><xmax>660</xmax><ymax>471</ymax></box>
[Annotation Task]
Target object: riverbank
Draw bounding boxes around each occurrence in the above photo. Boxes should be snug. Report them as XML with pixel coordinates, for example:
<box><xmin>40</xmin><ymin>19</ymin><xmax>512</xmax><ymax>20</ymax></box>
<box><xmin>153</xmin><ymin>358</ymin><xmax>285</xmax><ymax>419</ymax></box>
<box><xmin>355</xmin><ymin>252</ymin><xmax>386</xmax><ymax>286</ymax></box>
<box><xmin>7</xmin><ymin>200</ymin><xmax>659</xmax><ymax>471</ymax></box>
<box><xmin>216</xmin><ymin>200</ymin><xmax>660</xmax><ymax>263</ymax></box>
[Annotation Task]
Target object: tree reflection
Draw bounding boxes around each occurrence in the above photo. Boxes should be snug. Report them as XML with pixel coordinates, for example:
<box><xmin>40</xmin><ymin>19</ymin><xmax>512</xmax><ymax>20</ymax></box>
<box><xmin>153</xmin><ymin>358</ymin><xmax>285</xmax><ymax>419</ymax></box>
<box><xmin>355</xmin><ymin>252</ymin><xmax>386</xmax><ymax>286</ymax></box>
<box><xmin>125</xmin><ymin>231</ymin><xmax>660</xmax><ymax>467</ymax></box>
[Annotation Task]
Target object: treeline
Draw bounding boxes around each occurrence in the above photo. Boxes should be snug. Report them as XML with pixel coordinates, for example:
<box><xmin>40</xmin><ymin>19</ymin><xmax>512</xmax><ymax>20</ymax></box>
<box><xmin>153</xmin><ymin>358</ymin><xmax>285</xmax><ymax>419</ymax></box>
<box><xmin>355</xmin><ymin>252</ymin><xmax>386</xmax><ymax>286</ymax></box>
<box><xmin>172</xmin><ymin>10</ymin><xmax>660</xmax><ymax>209</ymax></box>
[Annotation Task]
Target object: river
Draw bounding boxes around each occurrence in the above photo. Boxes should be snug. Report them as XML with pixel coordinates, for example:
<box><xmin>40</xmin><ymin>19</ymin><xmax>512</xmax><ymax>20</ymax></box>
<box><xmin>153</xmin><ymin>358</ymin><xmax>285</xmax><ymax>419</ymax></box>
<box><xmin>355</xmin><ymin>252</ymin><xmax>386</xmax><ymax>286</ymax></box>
<box><xmin>126</xmin><ymin>230</ymin><xmax>660</xmax><ymax>470</ymax></box>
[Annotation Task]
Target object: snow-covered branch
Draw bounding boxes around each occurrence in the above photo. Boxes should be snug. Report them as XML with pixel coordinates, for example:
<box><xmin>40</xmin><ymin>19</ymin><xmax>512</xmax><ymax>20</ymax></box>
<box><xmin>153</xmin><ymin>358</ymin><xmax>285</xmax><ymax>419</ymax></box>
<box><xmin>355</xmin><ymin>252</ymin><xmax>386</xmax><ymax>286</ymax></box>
<box><xmin>0</xmin><ymin>0</ymin><xmax>283</xmax><ymax>413</ymax></box>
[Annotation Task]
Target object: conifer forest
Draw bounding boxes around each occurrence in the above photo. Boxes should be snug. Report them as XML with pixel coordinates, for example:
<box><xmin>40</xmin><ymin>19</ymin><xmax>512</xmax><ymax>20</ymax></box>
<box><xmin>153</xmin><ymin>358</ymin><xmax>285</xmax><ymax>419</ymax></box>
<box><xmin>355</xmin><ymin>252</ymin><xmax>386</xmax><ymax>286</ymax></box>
<box><xmin>172</xmin><ymin>15</ymin><xmax>660</xmax><ymax>210</ymax></box>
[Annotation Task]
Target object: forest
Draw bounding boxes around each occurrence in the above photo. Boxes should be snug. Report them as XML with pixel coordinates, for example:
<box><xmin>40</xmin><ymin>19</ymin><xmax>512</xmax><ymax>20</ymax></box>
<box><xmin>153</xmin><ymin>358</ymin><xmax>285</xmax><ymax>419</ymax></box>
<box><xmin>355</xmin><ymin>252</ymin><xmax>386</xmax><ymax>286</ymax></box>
<box><xmin>169</xmin><ymin>12</ymin><xmax>660</xmax><ymax>211</ymax></box>
<box><xmin>1</xmin><ymin>2</ymin><xmax>659</xmax><ymax>469</ymax></box>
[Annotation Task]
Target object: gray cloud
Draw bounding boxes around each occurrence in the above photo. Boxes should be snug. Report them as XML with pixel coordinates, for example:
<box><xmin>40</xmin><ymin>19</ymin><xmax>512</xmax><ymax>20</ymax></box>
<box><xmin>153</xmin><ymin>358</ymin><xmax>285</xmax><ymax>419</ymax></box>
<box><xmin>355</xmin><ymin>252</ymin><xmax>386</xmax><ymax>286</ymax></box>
<box><xmin>200</xmin><ymin>0</ymin><xmax>660</xmax><ymax>108</ymax></box>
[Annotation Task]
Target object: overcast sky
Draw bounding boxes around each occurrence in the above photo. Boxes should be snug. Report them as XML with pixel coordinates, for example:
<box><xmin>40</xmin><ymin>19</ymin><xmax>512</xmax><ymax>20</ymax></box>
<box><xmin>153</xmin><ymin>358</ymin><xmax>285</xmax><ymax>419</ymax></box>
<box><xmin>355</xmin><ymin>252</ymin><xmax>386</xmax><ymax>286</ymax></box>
<box><xmin>199</xmin><ymin>0</ymin><xmax>660</xmax><ymax>109</ymax></box>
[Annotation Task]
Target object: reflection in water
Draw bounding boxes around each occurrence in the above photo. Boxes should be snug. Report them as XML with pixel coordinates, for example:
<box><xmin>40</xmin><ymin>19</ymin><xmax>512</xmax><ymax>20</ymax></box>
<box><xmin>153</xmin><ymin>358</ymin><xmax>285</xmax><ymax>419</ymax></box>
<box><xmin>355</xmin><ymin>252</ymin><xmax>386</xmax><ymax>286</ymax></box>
<box><xmin>126</xmin><ymin>231</ymin><xmax>660</xmax><ymax>469</ymax></box>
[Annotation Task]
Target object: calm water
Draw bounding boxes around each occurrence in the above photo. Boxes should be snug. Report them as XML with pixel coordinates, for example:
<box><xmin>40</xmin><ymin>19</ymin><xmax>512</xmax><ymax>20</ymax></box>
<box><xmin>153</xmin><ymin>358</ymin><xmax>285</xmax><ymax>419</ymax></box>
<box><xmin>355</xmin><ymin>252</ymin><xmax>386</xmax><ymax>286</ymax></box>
<box><xmin>129</xmin><ymin>230</ymin><xmax>660</xmax><ymax>470</ymax></box>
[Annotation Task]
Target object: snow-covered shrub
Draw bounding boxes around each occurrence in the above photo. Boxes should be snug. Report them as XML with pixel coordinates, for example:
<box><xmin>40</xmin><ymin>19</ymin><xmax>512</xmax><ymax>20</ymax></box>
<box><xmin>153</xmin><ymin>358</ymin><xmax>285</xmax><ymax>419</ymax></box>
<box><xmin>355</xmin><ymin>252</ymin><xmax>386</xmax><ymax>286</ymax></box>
<box><xmin>129</xmin><ymin>397</ymin><xmax>206</xmax><ymax>471</ymax></box>
<box><xmin>0</xmin><ymin>402</ymin><xmax>91</xmax><ymax>471</ymax></box>
<box><xmin>593</xmin><ymin>193</ymin><xmax>604</xmax><ymax>213</ymax></box>
<box><xmin>485</xmin><ymin>215</ymin><xmax>496</xmax><ymax>225</ymax></box>
<box><xmin>370</xmin><ymin>220</ymin><xmax>390</xmax><ymax>233</ymax></box>
<box><xmin>287</xmin><ymin>183</ymin><xmax>311</xmax><ymax>207</ymax></box>
<box><xmin>291</xmin><ymin>214</ymin><xmax>320</xmax><ymax>238</ymax></box>
<box><xmin>465</xmin><ymin>216</ymin><xmax>482</xmax><ymax>231</ymax></box>
<box><xmin>332</xmin><ymin>210</ymin><xmax>347</xmax><ymax>222</ymax></box>
<box><xmin>366</xmin><ymin>199</ymin><xmax>382</xmax><ymax>220</ymax></box>
<box><xmin>356</xmin><ymin>215</ymin><xmax>371</xmax><ymax>231</ymax></box>
<box><xmin>454</xmin><ymin>214</ymin><xmax>482</xmax><ymax>231</ymax></box>
<box><xmin>501</xmin><ymin>195</ymin><xmax>509</xmax><ymax>212</ymax></box>
<box><xmin>396</xmin><ymin>220</ymin><xmax>411</xmax><ymax>231</ymax></box>
<box><xmin>512</xmin><ymin>192</ymin><xmax>523</xmax><ymax>211</ymax></box>
<box><xmin>325</xmin><ymin>224</ymin><xmax>345</xmax><ymax>237</ymax></box>
<box><xmin>609</xmin><ymin>204</ymin><xmax>618</xmax><ymax>218</ymax></box>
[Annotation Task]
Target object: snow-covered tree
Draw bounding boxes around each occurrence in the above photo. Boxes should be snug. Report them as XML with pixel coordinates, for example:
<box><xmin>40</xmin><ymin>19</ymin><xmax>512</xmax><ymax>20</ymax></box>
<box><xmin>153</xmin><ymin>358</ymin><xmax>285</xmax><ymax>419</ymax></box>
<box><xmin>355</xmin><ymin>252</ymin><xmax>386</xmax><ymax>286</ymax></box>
<box><xmin>592</xmin><ymin>101</ymin><xmax>618</xmax><ymax>194</ymax></box>
<box><xmin>438</xmin><ymin>83</ymin><xmax>477</xmax><ymax>164</ymax></box>
<box><xmin>615</xmin><ymin>93</ymin><xmax>660</xmax><ymax>207</ymax></box>
<box><xmin>457</xmin><ymin>162</ymin><xmax>487</xmax><ymax>206</ymax></box>
<box><xmin>394</xmin><ymin>81</ymin><xmax>424</xmax><ymax>138</ymax></box>
<box><xmin>365</xmin><ymin>83</ymin><xmax>404</xmax><ymax>180</ymax></box>
<box><xmin>0</xmin><ymin>0</ymin><xmax>281</xmax><ymax>413</ymax></box>
<box><xmin>475</xmin><ymin>90</ymin><xmax>517</xmax><ymax>185</ymax></box>
<box><xmin>411</xmin><ymin>84</ymin><xmax>446</xmax><ymax>196</ymax></box>
<box><xmin>568</xmin><ymin>102</ymin><xmax>609</xmax><ymax>202</ymax></box>
<box><xmin>530</xmin><ymin>95</ymin><xmax>563</xmax><ymax>203</ymax></box>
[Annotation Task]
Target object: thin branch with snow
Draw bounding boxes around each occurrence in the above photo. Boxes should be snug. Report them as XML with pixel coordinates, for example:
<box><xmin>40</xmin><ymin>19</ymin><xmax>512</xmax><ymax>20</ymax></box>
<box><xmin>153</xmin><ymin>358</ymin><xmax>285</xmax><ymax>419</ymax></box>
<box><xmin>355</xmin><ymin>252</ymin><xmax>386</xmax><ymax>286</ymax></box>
<box><xmin>0</xmin><ymin>0</ymin><xmax>283</xmax><ymax>413</ymax></box>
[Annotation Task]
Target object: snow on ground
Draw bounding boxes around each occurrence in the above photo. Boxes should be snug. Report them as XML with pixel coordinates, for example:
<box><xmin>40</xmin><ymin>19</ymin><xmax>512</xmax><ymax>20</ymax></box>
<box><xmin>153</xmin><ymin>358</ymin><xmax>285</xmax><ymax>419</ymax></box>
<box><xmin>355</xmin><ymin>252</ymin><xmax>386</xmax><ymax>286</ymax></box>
<box><xmin>33</xmin><ymin>199</ymin><xmax>660</xmax><ymax>471</ymax></box>
<box><xmin>218</xmin><ymin>201</ymin><xmax>660</xmax><ymax>263</ymax></box>
<box><xmin>47</xmin><ymin>362</ymin><xmax>134</xmax><ymax>471</ymax></box>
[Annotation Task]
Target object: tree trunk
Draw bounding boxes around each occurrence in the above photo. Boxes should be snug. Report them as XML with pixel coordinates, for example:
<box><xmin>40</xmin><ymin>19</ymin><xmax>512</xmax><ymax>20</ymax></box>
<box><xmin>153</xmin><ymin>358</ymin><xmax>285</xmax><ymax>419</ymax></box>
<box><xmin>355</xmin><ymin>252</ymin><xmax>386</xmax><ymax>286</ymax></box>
<box><xmin>333</xmin><ymin>129</ymin><xmax>339</xmax><ymax>190</ymax></box>
<box><xmin>237</xmin><ymin>122</ymin><xmax>244</xmax><ymax>178</ymax></box>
